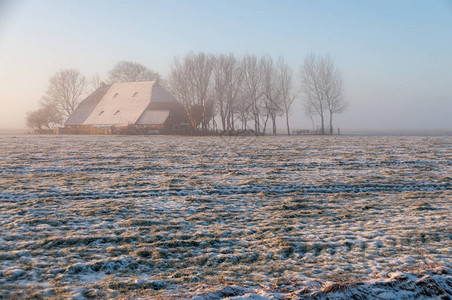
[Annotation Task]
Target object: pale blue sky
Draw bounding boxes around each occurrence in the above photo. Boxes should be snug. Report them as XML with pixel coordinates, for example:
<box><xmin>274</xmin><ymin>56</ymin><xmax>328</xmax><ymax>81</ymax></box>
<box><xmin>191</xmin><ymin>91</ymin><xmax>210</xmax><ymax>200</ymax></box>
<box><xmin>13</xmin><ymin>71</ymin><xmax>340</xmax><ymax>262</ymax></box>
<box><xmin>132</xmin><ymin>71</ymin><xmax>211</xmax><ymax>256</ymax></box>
<box><xmin>1</xmin><ymin>0</ymin><xmax>451</xmax><ymax>130</ymax></box>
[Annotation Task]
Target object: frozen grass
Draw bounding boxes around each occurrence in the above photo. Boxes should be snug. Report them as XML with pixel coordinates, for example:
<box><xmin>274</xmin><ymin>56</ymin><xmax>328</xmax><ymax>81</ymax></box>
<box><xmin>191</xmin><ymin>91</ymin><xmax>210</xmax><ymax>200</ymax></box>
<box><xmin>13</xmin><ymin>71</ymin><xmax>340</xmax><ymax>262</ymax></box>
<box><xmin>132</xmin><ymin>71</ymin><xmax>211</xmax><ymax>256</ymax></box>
<box><xmin>187</xmin><ymin>264</ymin><xmax>452</xmax><ymax>299</ymax></box>
<box><xmin>0</xmin><ymin>135</ymin><xmax>451</xmax><ymax>299</ymax></box>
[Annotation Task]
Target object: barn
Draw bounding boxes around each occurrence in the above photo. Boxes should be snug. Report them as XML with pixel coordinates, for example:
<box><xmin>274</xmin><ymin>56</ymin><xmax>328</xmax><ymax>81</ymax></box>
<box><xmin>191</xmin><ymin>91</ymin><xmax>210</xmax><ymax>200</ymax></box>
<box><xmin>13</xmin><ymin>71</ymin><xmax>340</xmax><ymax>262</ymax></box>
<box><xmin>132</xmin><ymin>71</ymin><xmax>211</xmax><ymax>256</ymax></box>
<box><xmin>64</xmin><ymin>81</ymin><xmax>189</xmax><ymax>134</ymax></box>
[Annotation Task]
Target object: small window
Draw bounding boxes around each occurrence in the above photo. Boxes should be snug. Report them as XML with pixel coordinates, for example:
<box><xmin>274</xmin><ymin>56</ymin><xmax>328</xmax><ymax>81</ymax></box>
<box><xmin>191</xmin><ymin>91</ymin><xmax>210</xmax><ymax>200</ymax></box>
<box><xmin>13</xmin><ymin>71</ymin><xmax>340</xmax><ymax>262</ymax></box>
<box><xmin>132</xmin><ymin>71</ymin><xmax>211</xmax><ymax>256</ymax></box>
<box><xmin>113</xmin><ymin>110</ymin><xmax>120</xmax><ymax>116</ymax></box>
<box><xmin>132</xmin><ymin>92</ymin><xmax>138</xmax><ymax>97</ymax></box>
<box><xmin>98</xmin><ymin>111</ymin><xmax>104</xmax><ymax>116</ymax></box>
<box><xmin>113</xmin><ymin>93</ymin><xmax>119</xmax><ymax>98</ymax></box>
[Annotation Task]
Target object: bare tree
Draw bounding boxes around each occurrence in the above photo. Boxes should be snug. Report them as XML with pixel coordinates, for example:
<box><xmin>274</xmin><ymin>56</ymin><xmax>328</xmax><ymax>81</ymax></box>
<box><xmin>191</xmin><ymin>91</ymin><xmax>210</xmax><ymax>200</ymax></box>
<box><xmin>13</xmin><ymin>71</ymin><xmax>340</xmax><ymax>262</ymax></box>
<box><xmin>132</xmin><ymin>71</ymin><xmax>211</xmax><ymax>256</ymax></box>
<box><xmin>235</xmin><ymin>89</ymin><xmax>252</xmax><ymax>130</ymax></box>
<box><xmin>321</xmin><ymin>56</ymin><xmax>346</xmax><ymax>134</ymax></box>
<box><xmin>299</xmin><ymin>54</ymin><xmax>345</xmax><ymax>135</ymax></box>
<box><xmin>213</xmin><ymin>54</ymin><xmax>242</xmax><ymax>133</ymax></box>
<box><xmin>241</xmin><ymin>55</ymin><xmax>264</xmax><ymax>135</ymax></box>
<box><xmin>26</xmin><ymin>104</ymin><xmax>63</xmax><ymax>131</ymax></box>
<box><xmin>168</xmin><ymin>52</ymin><xmax>215</xmax><ymax>131</ymax></box>
<box><xmin>300</xmin><ymin>54</ymin><xmax>326</xmax><ymax>134</ymax></box>
<box><xmin>108</xmin><ymin>61</ymin><xmax>160</xmax><ymax>83</ymax></box>
<box><xmin>277</xmin><ymin>57</ymin><xmax>296</xmax><ymax>135</ymax></box>
<box><xmin>168</xmin><ymin>56</ymin><xmax>196</xmax><ymax>128</ymax></box>
<box><xmin>261</xmin><ymin>55</ymin><xmax>283</xmax><ymax>135</ymax></box>
<box><xmin>89</xmin><ymin>74</ymin><xmax>102</xmax><ymax>92</ymax></box>
<box><xmin>191</xmin><ymin>53</ymin><xmax>215</xmax><ymax>131</ymax></box>
<box><xmin>42</xmin><ymin>69</ymin><xmax>87</xmax><ymax>118</ymax></box>
<box><xmin>213</xmin><ymin>56</ymin><xmax>228</xmax><ymax>132</ymax></box>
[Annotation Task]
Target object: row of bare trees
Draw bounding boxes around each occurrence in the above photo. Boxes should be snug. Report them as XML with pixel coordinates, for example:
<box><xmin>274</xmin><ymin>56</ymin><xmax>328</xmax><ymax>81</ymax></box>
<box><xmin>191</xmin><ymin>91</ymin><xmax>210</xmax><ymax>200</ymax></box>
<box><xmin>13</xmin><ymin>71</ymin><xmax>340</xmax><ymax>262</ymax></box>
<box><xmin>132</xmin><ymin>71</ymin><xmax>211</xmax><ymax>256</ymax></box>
<box><xmin>26</xmin><ymin>55</ymin><xmax>347</xmax><ymax>135</ymax></box>
<box><xmin>168</xmin><ymin>53</ymin><xmax>297</xmax><ymax>135</ymax></box>
<box><xmin>167</xmin><ymin>52</ymin><xmax>346</xmax><ymax>135</ymax></box>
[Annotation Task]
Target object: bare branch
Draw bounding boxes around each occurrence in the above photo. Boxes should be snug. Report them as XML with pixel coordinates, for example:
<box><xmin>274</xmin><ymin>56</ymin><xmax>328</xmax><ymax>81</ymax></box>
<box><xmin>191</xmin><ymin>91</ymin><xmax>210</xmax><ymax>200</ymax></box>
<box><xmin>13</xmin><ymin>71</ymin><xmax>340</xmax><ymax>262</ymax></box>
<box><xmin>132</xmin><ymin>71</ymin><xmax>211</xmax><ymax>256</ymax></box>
<box><xmin>168</xmin><ymin>52</ymin><xmax>215</xmax><ymax>131</ymax></box>
<box><xmin>241</xmin><ymin>54</ymin><xmax>264</xmax><ymax>135</ymax></box>
<box><xmin>299</xmin><ymin>54</ymin><xmax>346</xmax><ymax>134</ymax></box>
<box><xmin>26</xmin><ymin>104</ymin><xmax>63</xmax><ymax>131</ymax></box>
<box><xmin>42</xmin><ymin>69</ymin><xmax>87</xmax><ymax>118</ymax></box>
<box><xmin>212</xmin><ymin>54</ymin><xmax>243</xmax><ymax>132</ymax></box>
<box><xmin>277</xmin><ymin>57</ymin><xmax>296</xmax><ymax>135</ymax></box>
<box><xmin>108</xmin><ymin>61</ymin><xmax>160</xmax><ymax>83</ymax></box>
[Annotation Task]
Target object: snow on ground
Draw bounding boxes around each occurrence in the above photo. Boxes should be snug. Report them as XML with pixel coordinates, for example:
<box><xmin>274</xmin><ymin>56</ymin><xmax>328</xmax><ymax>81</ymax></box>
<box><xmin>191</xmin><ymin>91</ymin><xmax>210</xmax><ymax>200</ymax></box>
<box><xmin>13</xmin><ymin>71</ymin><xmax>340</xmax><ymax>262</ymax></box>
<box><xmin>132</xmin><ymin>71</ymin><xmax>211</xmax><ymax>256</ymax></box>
<box><xmin>187</xmin><ymin>265</ymin><xmax>452</xmax><ymax>299</ymax></box>
<box><xmin>0</xmin><ymin>135</ymin><xmax>450</xmax><ymax>299</ymax></box>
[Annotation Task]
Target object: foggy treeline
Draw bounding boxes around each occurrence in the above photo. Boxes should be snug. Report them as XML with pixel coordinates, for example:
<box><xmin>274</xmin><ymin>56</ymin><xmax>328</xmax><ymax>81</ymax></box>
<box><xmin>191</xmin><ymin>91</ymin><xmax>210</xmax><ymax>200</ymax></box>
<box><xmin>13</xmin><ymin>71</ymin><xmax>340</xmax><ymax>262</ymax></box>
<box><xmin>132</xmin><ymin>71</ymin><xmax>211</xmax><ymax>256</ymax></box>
<box><xmin>168</xmin><ymin>53</ymin><xmax>296</xmax><ymax>135</ymax></box>
<box><xmin>26</xmin><ymin>53</ymin><xmax>346</xmax><ymax>135</ymax></box>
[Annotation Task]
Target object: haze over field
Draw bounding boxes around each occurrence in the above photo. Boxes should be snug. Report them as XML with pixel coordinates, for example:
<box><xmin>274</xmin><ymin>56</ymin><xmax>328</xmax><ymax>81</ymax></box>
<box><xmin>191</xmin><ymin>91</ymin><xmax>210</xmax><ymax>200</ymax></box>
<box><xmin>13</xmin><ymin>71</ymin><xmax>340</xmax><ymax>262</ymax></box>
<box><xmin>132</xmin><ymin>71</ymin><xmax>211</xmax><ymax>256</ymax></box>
<box><xmin>0</xmin><ymin>0</ymin><xmax>451</xmax><ymax>131</ymax></box>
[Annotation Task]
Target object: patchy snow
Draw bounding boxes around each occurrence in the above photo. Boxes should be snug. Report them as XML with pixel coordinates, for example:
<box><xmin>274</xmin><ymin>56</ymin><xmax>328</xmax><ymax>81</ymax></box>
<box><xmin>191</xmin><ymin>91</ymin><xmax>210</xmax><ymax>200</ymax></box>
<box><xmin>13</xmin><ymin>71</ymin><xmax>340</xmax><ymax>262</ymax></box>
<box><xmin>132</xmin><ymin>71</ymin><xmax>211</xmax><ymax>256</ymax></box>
<box><xmin>188</xmin><ymin>266</ymin><xmax>452</xmax><ymax>299</ymax></box>
<box><xmin>0</xmin><ymin>135</ymin><xmax>450</xmax><ymax>298</ymax></box>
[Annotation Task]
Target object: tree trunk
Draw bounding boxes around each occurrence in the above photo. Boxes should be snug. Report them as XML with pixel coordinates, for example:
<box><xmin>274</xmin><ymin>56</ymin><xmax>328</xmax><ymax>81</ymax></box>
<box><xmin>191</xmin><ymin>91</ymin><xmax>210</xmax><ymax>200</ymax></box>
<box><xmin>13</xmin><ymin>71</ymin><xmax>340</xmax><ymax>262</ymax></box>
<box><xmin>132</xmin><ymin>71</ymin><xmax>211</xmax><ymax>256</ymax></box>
<box><xmin>329</xmin><ymin>111</ymin><xmax>333</xmax><ymax>135</ymax></box>
<box><xmin>285</xmin><ymin>110</ymin><xmax>290</xmax><ymax>135</ymax></box>
<box><xmin>254</xmin><ymin>113</ymin><xmax>260</xmax><ymax>135</ymax></box>
<box><xmin>226</xmin><ymin>111</ymin><xmax>230</xmax><ymax>133</ymax></box>
<box><xmin>221</xmin><ymin>114</ymin><xmax>226</xmax><ymax>132</ymax></box>
<box><xmin>271</xmin><ymin>115</ymin><xmax>277</xmax><ymax>135</ymax></box>
<box><xmin>213</xmin><ymin>118</ymin><xmax>218</xmax><ymax>132</ymax></box>
<box><xmin>310</xmin><ymin>115</ymin><xmax>315</xmax><ymax>131</ymax></box>
<box><xmin>231</xmin><ymin>112</ymin><xmax>235</xmax><ymax>131</ymax></box>
<box><xmin>262</xmin><ymin>114</ymin><xmax>269</xmax><ymax>135</ymax></box>
<box><xmin>320</xmin><ymin>113</ymin><xmax>325</xmax><ymax>135</ymax></box>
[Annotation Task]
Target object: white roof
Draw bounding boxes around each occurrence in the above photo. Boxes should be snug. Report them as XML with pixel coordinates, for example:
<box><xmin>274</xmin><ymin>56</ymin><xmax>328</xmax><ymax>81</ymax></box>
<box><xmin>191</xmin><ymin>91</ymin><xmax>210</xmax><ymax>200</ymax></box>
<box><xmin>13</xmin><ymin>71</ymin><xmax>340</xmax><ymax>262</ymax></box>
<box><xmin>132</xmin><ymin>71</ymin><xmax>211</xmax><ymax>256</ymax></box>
<box><xmin>83</xmin><ymin>82</ymin><xmax>153</xmax><ymax>126</ymax></box>
<box><xmin>73</xmin><ymin>81</ymin><xmax>178</xmax><ymax>127</ymax></box>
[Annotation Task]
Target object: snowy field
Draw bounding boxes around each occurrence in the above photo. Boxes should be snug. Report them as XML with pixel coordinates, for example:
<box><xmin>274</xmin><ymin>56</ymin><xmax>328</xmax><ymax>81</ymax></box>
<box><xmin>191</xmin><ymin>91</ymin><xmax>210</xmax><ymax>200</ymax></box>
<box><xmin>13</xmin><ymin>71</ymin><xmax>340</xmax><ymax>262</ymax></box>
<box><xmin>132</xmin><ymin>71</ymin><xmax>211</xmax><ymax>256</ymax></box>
<box><xmin>0</xmin><ymin>135</ymin><xmax>451</xmax><ymax>299</ymax></box>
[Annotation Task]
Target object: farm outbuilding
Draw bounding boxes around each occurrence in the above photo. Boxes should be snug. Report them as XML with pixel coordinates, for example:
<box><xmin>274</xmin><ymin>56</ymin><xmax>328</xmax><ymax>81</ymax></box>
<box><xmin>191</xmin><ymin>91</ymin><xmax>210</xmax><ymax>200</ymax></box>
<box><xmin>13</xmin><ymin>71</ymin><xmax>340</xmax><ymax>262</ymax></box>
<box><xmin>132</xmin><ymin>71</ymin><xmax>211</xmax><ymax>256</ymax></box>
<box><xmin>63</xmin><ymin>81</ymin><xmax>189</xmax><ymax>134</ymax></box>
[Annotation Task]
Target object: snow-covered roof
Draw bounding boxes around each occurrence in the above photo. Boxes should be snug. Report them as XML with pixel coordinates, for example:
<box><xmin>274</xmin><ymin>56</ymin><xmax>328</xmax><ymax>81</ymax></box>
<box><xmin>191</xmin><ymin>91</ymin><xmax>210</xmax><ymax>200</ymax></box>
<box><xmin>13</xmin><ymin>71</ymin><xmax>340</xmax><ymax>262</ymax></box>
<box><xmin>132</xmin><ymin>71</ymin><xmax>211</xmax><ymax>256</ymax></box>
<box><xmin>67</xmin><ymin>81</ymin><xmax>180</xmax><ymax>127</ymax></box>
<box><xmin>65</xmin><ymin>85</ymin><xmax>111</xmax><ymax>125</ymax></box>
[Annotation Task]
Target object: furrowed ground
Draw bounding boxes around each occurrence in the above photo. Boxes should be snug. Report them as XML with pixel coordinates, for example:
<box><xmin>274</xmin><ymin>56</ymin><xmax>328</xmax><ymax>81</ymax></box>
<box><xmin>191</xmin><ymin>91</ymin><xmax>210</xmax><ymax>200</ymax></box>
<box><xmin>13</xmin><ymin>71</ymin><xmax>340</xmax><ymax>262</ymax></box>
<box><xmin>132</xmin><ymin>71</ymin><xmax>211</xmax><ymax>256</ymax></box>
<box><xmin>0</xmin><ymin>135</ymin><xmax>450</xmax><ymax>298</ymax></box>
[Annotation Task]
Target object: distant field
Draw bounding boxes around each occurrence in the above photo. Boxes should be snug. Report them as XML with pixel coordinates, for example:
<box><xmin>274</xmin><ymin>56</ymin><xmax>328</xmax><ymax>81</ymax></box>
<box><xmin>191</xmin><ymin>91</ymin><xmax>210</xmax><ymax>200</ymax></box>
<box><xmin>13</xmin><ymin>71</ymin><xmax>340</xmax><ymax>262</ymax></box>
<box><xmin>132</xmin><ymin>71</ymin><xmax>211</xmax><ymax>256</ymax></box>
<box><xmin>0</xmin><ymin>128</ymin><xmax>29</xmax><ymax>135</ymax></box>
<box><xmin>0</xmin><ymin>135</ymin><xmax>450</xmax><ymax>298</ymax></box>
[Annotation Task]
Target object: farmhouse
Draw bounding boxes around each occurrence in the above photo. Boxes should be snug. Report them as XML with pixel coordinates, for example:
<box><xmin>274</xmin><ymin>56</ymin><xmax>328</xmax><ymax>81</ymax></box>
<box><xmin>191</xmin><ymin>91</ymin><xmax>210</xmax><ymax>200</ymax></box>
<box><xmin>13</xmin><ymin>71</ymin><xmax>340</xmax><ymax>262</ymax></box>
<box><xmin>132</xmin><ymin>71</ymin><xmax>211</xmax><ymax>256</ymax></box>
<box><xmin>64</xmin><ymin>81</ymin><xmax>189</xmax><ymax>134</ymax></box>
